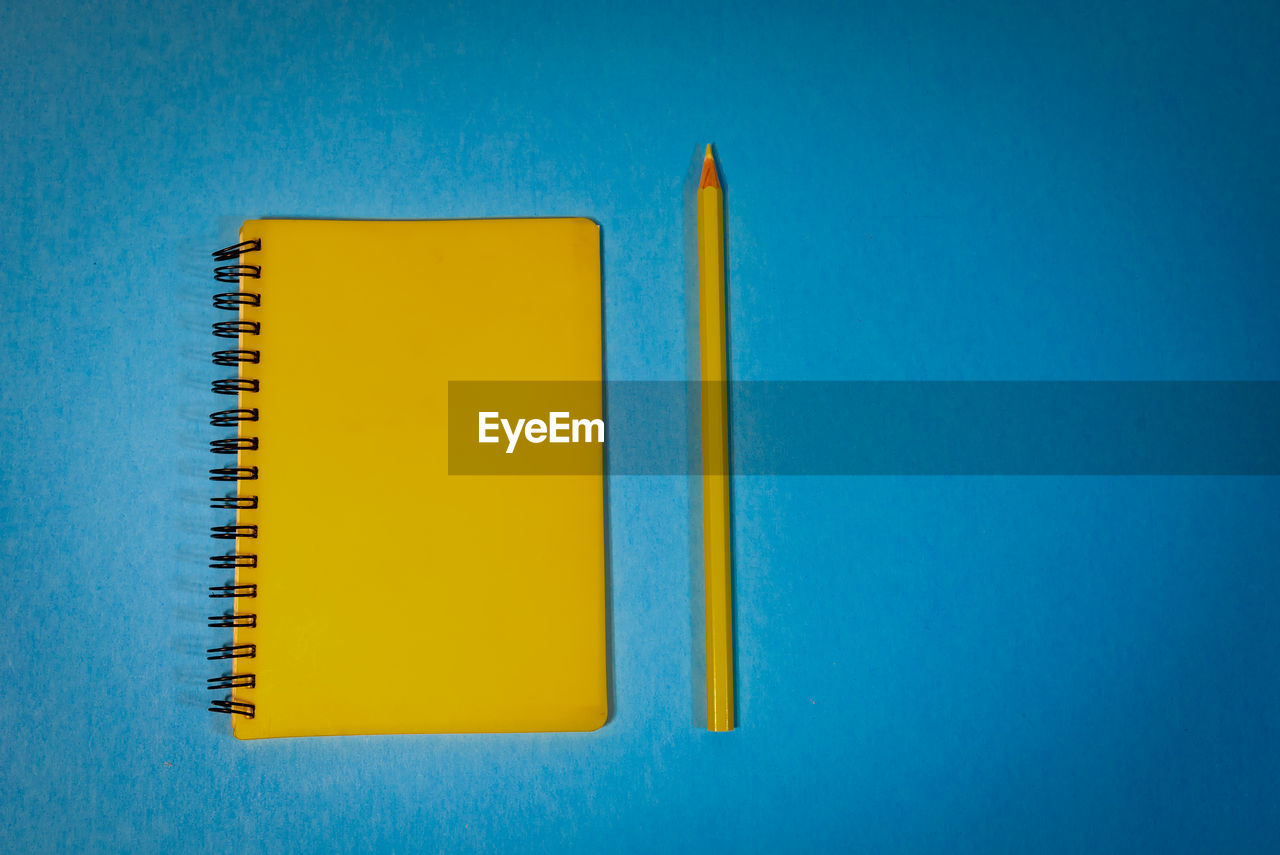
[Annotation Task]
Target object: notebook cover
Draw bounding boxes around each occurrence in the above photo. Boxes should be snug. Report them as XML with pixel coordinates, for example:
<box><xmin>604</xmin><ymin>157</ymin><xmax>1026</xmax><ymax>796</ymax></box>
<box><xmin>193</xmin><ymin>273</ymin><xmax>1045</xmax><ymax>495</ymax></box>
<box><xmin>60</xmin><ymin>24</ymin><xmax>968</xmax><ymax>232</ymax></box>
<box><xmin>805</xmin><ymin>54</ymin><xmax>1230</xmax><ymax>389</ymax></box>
<box><xmin>221</xmin><ymin>218</ymin><xmax>607</xmax><ymax>739</ymax></box>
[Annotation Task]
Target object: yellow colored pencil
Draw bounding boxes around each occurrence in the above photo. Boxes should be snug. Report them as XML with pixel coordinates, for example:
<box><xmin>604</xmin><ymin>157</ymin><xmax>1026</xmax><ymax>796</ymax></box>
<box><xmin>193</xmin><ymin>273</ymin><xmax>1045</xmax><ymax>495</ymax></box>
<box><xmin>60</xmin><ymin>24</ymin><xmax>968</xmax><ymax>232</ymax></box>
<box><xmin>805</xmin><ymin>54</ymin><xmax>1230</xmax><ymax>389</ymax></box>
<box><xmin>698</xmin><ymin>144</ymin><xmax>734</xmax><ymax>732</ymax></box>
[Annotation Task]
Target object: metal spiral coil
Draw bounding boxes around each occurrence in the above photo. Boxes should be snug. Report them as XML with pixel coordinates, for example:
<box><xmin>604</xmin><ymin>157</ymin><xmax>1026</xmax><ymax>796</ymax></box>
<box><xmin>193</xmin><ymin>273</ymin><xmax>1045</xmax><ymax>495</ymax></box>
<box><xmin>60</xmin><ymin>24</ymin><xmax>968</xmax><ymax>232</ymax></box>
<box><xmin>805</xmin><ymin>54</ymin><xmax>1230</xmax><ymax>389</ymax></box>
<box><xmin>208</xmin><ymin>699</ymin><xmax>255</xmax><ymax>717</ymax></box>
<box><xmin>207</xmin><ymin>644</ymin><xmax>256</xmax><ymax>660</ymax></box>
<box><xmin>212</xmin><ymin>239</ymin><xmax>261</xmax><ymax>261</ymax></box>
<box><xmin>210</xmin><ymin>524</ymin><xmax>258</xmax><ymax>540</ymax></box>
<box><xmin>209</xmin><ymin>466</ymin><xmax>258</xmax><ymax>482</ymax></box>
<box><xmin>214</xmin><ymin>291</ymin><xmax>261</xmax><ymax>310</ymax></box>
<box><xmin>212</xmin><ymin>378</ymin><xmax>260</xmax><ymax>395</ymax></box>
<box><xmin>209</xmin><ymin>584</ymin><xmax>258</xmax><ymax>598</ymax></box>
<box><xmin>209</xmin><ymin>408</ymin><xmax>258</xmax><ymax>427</ymax></box>
<box><xmin>210</xmin><ymin>437</ymin><xmax>259</xmax><ymax>454</ymax></box>
<box><xmin>214</xmin><ymin>265</ymin><xmax>261</xmax><ymax>284</ymax></box>
<box><xmin>213</xmin><ymin>320</ymin><xmax>260</xmax><ymax>338</ymax></box>
<box><xmin>208</xmin><ymin>612</ymin><xmax>257</xmax><ymax>628</ymax></box>
<box><xmin>210</xmin><ymin>496</ymin><xmax>258</xmax><ymax>510</ymax></box>
<box><xmin>209</xmin><ymin>553</ymin><xmax>257</xmax><ymax>570</ymax></box>
<box><xmin>207</xmin><ymin>674</ymin><xmax>256</xmax><ymax>690</ymax></box>
<box><xmin>212</xmin><ymin>349</ymin><xmax>260</xmax><ymax>366</ymax></box>
<box><xmin>207</xmin><ymin>239</ymin><xmax>261</xmax><ymax>721</ymax></box>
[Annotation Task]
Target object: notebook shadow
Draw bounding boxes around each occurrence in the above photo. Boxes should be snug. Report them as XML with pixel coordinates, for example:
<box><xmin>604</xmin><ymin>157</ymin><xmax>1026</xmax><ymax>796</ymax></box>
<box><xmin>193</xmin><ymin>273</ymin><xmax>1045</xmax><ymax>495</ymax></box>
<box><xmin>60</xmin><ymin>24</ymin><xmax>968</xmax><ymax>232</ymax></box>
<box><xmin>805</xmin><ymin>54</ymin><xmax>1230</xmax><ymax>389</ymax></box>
<box><xmin>598</xmin><ymin>221</ymin><xmax>618</xmax><ymax>728</ymax></box>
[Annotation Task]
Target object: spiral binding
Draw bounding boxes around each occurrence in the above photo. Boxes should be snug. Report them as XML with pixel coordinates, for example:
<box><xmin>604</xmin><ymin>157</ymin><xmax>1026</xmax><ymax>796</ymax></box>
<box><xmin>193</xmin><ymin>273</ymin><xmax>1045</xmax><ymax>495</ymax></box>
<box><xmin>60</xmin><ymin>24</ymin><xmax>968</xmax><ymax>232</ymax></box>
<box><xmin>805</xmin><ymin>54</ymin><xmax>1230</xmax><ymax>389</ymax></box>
<box><xmin>207</xmin><ymin>238</ymin><xmax>261</xmax><ymax>719</ymax></box>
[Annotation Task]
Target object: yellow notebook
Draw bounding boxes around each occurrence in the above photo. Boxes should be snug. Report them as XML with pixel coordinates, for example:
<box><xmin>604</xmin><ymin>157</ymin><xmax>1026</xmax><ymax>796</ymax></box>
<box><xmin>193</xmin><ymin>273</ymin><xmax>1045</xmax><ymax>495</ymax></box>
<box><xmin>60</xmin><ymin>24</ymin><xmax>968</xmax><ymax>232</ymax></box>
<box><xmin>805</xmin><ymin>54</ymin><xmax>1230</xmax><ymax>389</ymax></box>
<box><xmin>207</xmin><ymin>219</ymin><xmax>607</xmax><ymax>739</ymax></box>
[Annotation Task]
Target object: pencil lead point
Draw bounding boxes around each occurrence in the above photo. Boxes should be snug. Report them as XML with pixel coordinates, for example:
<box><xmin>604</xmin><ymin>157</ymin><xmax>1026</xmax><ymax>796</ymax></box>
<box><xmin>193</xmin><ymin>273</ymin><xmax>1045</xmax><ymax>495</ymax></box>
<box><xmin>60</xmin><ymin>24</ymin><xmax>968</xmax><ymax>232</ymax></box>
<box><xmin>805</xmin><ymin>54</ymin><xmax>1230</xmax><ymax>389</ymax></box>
<box><xmin>699</xmin><ymin>145</ymin><xmax>720</xmax><ymax>189</ymax></box>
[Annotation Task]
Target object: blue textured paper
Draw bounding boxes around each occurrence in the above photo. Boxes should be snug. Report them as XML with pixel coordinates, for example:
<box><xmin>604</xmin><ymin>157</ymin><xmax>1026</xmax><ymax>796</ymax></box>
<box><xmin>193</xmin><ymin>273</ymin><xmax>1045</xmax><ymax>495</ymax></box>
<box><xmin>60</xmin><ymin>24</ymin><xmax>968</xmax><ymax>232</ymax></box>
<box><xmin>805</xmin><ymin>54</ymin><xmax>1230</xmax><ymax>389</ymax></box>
<box><xmin>2</xmin><ymin>0</ymin><xmax>1278</xmax><ymax>851</ymax></box>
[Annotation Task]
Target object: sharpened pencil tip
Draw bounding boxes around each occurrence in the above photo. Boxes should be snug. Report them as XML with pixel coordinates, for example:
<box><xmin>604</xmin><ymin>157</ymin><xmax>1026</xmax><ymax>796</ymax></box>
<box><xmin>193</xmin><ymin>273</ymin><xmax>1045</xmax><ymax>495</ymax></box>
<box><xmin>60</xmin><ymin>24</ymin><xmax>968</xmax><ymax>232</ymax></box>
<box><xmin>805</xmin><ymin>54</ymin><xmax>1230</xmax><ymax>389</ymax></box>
<box><xmin>699</xmin><ymin>145</ymin><xmax>720</xmax><ymax>189</ymax></box>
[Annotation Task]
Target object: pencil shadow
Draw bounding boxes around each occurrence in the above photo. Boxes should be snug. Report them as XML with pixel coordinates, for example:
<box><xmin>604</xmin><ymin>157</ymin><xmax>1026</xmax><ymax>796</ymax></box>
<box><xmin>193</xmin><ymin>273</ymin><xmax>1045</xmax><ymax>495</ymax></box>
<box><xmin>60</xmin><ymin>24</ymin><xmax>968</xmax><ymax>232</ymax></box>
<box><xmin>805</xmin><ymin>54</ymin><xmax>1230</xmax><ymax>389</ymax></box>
<box><xmin>718</xmin><ymin>148</ymin><xmax>739</xmax><ymax>731</ymax></box>
<box><xmin>684</xmin><ymin>143</ymin><xmax>739</xmax><ymax>730</ymax></box>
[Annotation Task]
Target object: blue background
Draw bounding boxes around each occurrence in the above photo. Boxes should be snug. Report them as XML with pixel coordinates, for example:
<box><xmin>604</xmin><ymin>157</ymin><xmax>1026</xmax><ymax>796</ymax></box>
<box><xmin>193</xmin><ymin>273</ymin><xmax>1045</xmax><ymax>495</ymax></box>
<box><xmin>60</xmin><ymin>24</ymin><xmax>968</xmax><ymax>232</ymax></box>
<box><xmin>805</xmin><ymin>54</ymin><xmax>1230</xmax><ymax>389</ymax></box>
<box><xmin>2</xmin><ymin>0</ymin><xmax>1278</xmax><ymax>851</ymax></box>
